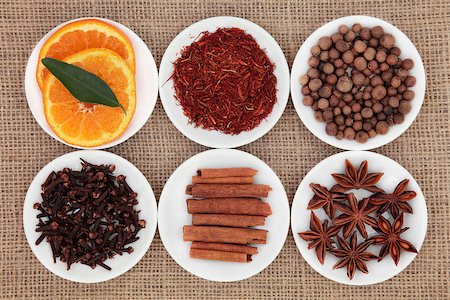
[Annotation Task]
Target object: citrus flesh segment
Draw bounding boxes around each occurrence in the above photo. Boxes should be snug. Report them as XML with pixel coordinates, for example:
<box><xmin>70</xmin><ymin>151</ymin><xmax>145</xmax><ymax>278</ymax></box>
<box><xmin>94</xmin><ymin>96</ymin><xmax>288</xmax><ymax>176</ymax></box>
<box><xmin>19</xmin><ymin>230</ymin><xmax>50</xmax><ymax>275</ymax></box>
<box><xmin>43</xmin><ymin>48</ymin><xmax>136</xmax><ymax>148</ymax></box>
<box><xmin>37</xmin><ymin>19</ymin><xmax>135</xmax><ymax>91</ymax></box>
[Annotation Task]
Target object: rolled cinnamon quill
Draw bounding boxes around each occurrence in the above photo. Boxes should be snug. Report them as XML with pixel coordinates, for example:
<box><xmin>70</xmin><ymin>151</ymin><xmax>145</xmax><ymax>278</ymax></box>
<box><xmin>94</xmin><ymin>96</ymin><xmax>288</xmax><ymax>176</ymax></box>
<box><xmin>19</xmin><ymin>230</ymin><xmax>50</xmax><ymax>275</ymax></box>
<box><xmin>191</xmin><ymin>241</ymin><xmax>258</xmax><ymax>255</ymax></box>
<box><xmin>190</xmin><ymin>248</ymin><xmax>251</xmax><ymax>262</ymax></box>
<box><xmin>192</xmin><ymin>214</ymin><xmax>266</xmax><ymax>227</ymax></box>
<box><xmin>192</xmin><ymin>176</ymin><xmax>254</xmax><ymax>184</ymax></box>
<box><xmin>183</xmin><ymin>225</ymin><xmax>267</xmax><ymax>244</ymax></box>
<box><xmin>187</xmin><ymin>198</ymin><xmax>272</xmax><ymax>216</ymax></box>
<box><xmin>197</xmin><ymin>168</ymin><xmax>257</xmax><ymax>179</ymax></box>
<box><xmin>186</xmin><ymin>184</ymin><xmax>271</xmax><ymax>198</ymax></box>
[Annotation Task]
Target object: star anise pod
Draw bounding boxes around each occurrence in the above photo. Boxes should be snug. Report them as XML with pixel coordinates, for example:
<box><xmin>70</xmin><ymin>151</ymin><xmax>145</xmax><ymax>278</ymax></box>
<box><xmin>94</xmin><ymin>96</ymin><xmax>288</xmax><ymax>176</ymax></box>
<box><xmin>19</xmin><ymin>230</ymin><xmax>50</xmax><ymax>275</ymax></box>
<box><xmin>370</xmin><ymin>214</ymin><xmax>418</xmax><ymax>265</ymax></box>
<box><xmin>331</xmin><ymin>232</ymin><xmax>378</xmax><ymax>280</ymax></box>
<box><xmin>298</xmin><ymin>211</ymin><xmax>341</xmax><ymax>265</ymax></box>
<box><xmin>369</xmin><ymin>179</ymin><xmax>416</xmax><ymax>217</ymax></box>
<box><xmin>332</xmin><ymin>194</ymin><xmax>378</xmax><ymax>239</ymax></box>
<box><xmin>307</xmin><ymin>183</ymin><xmax>347</xmax><ymax>219</ymax></box>
<box><xmin>331</xmin><ymin>160</ymin><xmax>384</xmax><ymax>193</ymax></box>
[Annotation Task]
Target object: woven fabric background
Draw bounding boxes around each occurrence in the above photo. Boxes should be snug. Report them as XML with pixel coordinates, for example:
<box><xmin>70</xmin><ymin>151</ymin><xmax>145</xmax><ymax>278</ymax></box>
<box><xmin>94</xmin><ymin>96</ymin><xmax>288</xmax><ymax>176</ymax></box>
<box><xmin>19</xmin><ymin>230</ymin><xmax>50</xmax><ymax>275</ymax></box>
<box><xmin>1</xmin><ymin>0</ymin><xmax>449</xmax><ymax>299</ymax></box>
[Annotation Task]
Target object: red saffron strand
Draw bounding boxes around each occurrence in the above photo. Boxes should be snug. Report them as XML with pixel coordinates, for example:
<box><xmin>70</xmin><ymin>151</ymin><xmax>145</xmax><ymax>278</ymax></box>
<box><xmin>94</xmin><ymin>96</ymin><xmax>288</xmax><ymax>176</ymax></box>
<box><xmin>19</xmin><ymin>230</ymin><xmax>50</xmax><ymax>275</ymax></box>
<box><xmin>172</xmin><ymin>27</ymin><xmax>277</xmax><ymax>135</ymax></box>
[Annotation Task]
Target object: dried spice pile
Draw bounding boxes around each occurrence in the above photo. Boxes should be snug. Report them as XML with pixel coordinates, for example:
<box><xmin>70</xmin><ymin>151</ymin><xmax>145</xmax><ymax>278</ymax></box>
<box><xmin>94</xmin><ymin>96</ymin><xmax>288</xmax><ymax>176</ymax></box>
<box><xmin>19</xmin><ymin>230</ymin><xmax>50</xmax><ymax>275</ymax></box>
<box><xmin>172</xmin><ymin>27</ymin><xmax>277</xmax><ymax>135</ymax></box>
<box><xmin>299</xmin><ymin>159</ymin><xmax>418</xmax><ymax>279</ymax></box>
<box><xmin>34</xmin><ymin>160</ymin><xmax>146</xmax><ymax>271</ymax></box>
<box><xmin>183</xmin><ymin>168</ymin><xmax>272</xmax><ymax>263</ymax></box>
<box><xmin>299</xmin><ymin>24</ymin><xmax>417</xmax><ymax>143</ymax></box>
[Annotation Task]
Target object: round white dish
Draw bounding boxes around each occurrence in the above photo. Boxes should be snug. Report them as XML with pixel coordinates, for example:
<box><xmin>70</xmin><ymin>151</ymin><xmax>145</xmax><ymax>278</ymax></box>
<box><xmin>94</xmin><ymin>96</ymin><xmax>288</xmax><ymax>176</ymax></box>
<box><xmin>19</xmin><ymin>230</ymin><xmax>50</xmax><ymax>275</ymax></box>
<box><xmin>24</xmin><ymin>17</ymin><xmax>159</xmax><ymax>149</ymax></box>
<box><xmin>159</xmin><ymin>16</ymin><xmax>290</xmax><ymax>149</ymax></box>
<box><xmin>290</xmin><ymin>15</ymin><xmax>426</xmax><ymax>150</ymax></box>
<box><xmin>158</xmin><ymin>149</ymin><xmax>290</xmax><ymax>281</ymax></box>
<box><xmin>291</xmin><ymin>150</ymin><xmax>427</xmax><ymax>285</ymax></box>
<box><xmin>23</xmin><ymin>150</ymin><xmax>158</xmax><ymax>283</ymax></box>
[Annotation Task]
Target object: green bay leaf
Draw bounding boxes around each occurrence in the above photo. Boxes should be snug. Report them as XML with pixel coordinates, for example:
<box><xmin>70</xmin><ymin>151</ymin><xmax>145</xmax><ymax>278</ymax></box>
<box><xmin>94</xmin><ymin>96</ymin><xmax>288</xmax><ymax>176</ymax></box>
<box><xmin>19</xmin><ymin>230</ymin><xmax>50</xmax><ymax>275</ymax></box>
<box><xmin>41</xmin><ymin>58</ymin><xmax>126</xmax><ymax>114</ymax></box>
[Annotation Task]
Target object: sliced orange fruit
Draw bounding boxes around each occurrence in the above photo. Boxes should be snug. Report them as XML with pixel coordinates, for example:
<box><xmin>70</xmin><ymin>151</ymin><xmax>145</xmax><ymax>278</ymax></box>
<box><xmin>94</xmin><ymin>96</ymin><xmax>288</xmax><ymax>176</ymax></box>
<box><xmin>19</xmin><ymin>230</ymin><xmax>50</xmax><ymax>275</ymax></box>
<box><xmin>37</xmin><ymin>19</ymin><xmax>135</xmax><ymax>91</ymax></box>
<box><xmin>43</xmin><ymin>48</ymin><xmax>136</xmax><ymax>147</ymax></box>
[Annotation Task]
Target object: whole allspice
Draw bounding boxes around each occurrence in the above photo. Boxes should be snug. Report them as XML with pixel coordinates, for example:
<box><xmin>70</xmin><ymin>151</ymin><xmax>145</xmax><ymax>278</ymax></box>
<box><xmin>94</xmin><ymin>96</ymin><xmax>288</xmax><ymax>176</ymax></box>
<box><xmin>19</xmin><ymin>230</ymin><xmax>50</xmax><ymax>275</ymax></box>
<box><xmin>299</xmin><ymin>23</ymin><xmax>417</xmax><ymax>143</ymax></box>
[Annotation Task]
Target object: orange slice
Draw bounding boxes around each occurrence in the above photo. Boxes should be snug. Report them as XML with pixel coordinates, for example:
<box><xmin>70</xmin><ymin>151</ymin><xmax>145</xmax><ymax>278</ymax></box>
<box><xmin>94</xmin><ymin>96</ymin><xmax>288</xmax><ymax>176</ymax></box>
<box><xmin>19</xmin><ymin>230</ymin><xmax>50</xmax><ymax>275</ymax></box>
<box><xmin>37</xmin><ymin>19</ymin><xmax>135</xmax><ymax>91</ymax></box>
<box><xmin>43</xmin><ymin>48</ymin><xmax>136</xmax><ymax>147</ymax></box>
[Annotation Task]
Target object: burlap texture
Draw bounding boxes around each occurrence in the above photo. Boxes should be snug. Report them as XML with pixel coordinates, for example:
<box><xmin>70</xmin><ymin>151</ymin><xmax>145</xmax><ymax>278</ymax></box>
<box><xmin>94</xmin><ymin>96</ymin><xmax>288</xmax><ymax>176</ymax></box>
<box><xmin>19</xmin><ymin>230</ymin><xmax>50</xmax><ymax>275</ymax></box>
<box><xmin>1</xmin><ymin>0</ymin><xmax>449</xmax><ymax>299</ymax></box>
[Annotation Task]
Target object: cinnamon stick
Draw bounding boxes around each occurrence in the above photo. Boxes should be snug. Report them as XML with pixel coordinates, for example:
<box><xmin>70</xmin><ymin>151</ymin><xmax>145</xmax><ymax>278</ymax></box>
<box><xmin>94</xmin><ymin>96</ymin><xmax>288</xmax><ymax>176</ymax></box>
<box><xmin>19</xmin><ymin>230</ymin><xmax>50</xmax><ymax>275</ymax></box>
<box><xmin>183</xmin><ymin>225</ymin><xmax>267</xmax><ymax>244</ymax></box>
<box><xmin>192</xmin><ymin>176</ymin><xmax>254</xmax><ymax>184</ymax></box>
<box><xmin>191</xmin><ymin>241</ymin><xmax>258</xmax><ymax>254</ymax></box>
<box><xmin>186</xmin><ymin>184</ymin><xmax>271</xmax><ymax>198</ymax></box>
<box><xmin>187</xmin><ymin>198</ymin><xmax>272</xmax><ymax>216</ymax></box>
<box><xmin>197</xmin><ymin>168</ymin><xmax>257</xmax><ymax>179</ymax></box>
<box><xmin>192</xmin><ymin>214</ymin><xmax>266</xmax><ymax>227</ymax></box>
<box><xmin>190</xmin><ymin>248</ymin><xmax>251</xmax><ymax>262</ymax></box>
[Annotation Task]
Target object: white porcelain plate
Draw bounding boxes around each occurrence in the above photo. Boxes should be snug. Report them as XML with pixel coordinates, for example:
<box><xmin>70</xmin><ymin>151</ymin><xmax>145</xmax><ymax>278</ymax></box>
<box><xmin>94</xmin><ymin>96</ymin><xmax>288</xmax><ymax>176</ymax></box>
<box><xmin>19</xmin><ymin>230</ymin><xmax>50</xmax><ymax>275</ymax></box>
<box><xmin>23</xmin><ymin>150</ymin><xmax>158</xmax><ymax>283</ymax></box>
<box><xmin>291</xmin><ymin>151</ymin><xmax>427</xmax><ymax>285</ymax></box>
<box><xmin>291</xmin><ymin>15</ymin><xmax>426</xmax><ymax>150</ymax></box>
<box><xmin>24</xmin><ymin>17</ymin><xmax>159</xmax><ymax>149</ymax></box>
<box><xmin>159</xmin><ymin>16</ymin><xmax>290</xmax><ymax>149</ymax></box>
<box><xmin>158</xmin><ymin>149</ymin><xmax>290</xmax><ymax>281</ymax></box>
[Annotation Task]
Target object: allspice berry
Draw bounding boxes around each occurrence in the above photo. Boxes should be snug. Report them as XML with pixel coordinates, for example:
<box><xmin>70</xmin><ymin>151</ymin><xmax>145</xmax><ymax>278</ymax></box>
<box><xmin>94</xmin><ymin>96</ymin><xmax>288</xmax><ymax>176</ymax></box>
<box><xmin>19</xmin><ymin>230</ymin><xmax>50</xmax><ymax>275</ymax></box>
<box><xmin>342</xmin><ymin>50</ymin><xmax>355</xmax><ymax>64</ymax></box>
<box><xmin>336</xmin><ymin>76</ymin><xmax>353</xmax><ymax>93</ymax></box>
<box><xmin>303</xmin><ymin>95</ymin><xmax>314</xmax><ymax>106</ymax></box>
<box><xmin>355</xmin><ymin>131</ymin><xmax>369</xmax><ymax>143</ymax></box>
<box><xmin>375</xmin><ymin>50</ymin><xmax>387</xmax><ymax>63</ymax></box>
<box><xmin>311</xmin><ymin>45</ymin><xmax>321</xmax><ymax>57</ymax></box>
<box><xmin>364</xmin><ymin>47</ymin><xmax>376</xmax><ymax>61</ymax></box>
<box><xmin>391</xmin><ymin>76</ymin><xmax>401</xmax><ymax>88</ymax></box>
<box><xmin>393</xmin><ymin>114</ymin><xmax>405</xmax><ymax>124</ymax></box>
<box><xmin>371</xmin><ymin>26</ymin><xmax>384</xmax><ymax>38</ymax></box>
<box><xmin>352</xmin><ymin>23</ymin><xmax>362</xmax><ymax>33</ymax></box>
<box><xmin>403</xmin><ymin>90</ymin><xmax>415</xmax><ymax>101</ymax></box>
<box><xmin>398</xmin><ymin>100</ymin><xmax>412</xmax><ymax>114</ymax></box>
<box><xmin>318</xmin><ymin>36</ymin><xmax>333</xmax><ymax>50</ymax></box>
<box><xmin>405</xmin><ymin>76</ymin><xmax>416</xmax><ymax>87</ymax></box>
<box><xmin>344</xmin><ymin>127</ymin><xmax>356</xmax><ymax>140</ymax></box>
<box><xmin>354</xmin><ymin>40</ymin><xmax>367</xmax><ymax>53</ymax></box>
<box><xmin>299</xmin><ymin>74</ymin><xmax>309</xmax><ymax>85</ymax></box>
<box><xmin>402</xmin><ymin>59</ymin><xmax>414</xmax><ymax>70</ymax></box>
<box><xmin>335</xmin><ymin>39</ymin><xmax>350</xmax><ymax>52</ymax></box>
<box><xmin>354</xmin><ymin>57</ymin><xmax>368</xmax><ymax>71</ymax></box>
<box><xmin>339</xmin><ymin>24</ymin><xmax>349</xmax><ymax>35</ymax></box>
<box><xmin>309</xmin><ymin>78</ymin><xmax>323</xmax><ymax>91</ymax></box>
<box><xmin>375</xmin><ymin>121</ymin><xmax>389</xmax><ymax>134</ymax></box>
<box><xmin>322</xmin><ymin>63</ymin><xmax>335</xmax><ymax>74</ymax></box>
<box><xmin>386</xmin><ymin>54</ymin><xmax>399</xmax><ymax>66</ymax></box>
<box><xmin>352</xmin><ymin>72</ymin><xmax>366</xmax><ymax>86</ymax></box>
<box><xmin>361</xmin><ymin>107</ymin><xmax>374</xmax><ymax>118</ymax></box>
<box><xmin>318</xmin><ymin>98</ymin><xmax>330</xmax><ymax>109</ymax></box>
<box><xmin>371</xmin><ymin>85</ymin><xmax>387</xmax><ymax>100</ymax></box>
<box><xmin>380</xmin><ymin>33</ymin><xmax>395</xmax><ymax>49</ymax></box>
<box><xmin>360</xmin><ymin>27</ymin><xmax>371</xmax><ymax>40</ymax></box>
<box><xmin>326</xmin><ymin>123</ymin><xmax>339</xmax><ymax>136</ymax></box>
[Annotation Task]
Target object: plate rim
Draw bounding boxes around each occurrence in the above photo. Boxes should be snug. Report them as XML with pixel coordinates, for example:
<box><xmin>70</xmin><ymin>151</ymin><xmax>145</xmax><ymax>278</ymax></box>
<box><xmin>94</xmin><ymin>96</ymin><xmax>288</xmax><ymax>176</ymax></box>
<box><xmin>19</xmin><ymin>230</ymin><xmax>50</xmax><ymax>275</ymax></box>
<box><xmin>290</xmin><ymin>15</ymin><xmax>426</xmax><ymax>151</ymax></box>
<box><xmin>157</xmin><ymin>148</ymin><xmax>290</xmax><ymax>282</ymax></box>
<box><xmin>158</xmin><ymin>16</ymin><xmax>290</xmax><ymax>149</ymax></box>
<box><xmin>290</xmin><ymin>150</ymin><xmax>428</xmax><ymax>286</ymax></box>
<box><xmin>24</xmin><ymin>17</ymin><xmax>159</xmax><ymax>150</ymax></box>
<box><xmin>22</xmin><ymin>149</ymin><xmax>158</xmax><ymax>283</ymax></box>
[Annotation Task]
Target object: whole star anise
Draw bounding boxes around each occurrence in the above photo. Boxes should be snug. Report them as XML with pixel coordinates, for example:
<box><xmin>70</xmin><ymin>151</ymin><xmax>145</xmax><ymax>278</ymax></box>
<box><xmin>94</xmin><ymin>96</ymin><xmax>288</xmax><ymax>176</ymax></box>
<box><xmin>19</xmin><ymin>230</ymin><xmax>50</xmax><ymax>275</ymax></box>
<box><xmin>307</xmin><ymin>183</ymin><xmax>347</xmax><ymax>219</ymax></box>
<box><xmin>331</xmin><ymin>160</ymin><xmax>384</xmax><ymax>193</ymax></box>
<box><xmin>370</xmin><ymin>214</ymin><xmax>418</xmax><ymax>265</ymax></box>
<box><xmin>331</xmin><ymin>232</ymin><xmax>378</xmax><ymax>280</ymax></box>
<box><xmin>332</xmin><ymin>194</ymin><xmax>378</xmax><ymax>239</ymax></box>
<box><xmin>298</xmin><ymin>211</ymin><xmax>341</xmax><ymax>265</ymax></box>
<box><xmin>369</xmin><ymin>179</ymin><xmax>416</xmax><ymax>217</ymax></box>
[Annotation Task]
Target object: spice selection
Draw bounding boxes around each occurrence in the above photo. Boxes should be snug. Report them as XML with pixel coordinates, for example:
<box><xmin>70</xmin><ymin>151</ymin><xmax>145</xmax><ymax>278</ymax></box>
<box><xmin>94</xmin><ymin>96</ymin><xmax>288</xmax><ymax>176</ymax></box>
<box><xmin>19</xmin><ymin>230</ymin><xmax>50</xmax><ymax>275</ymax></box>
<box><xmin>183</xmin><ymin>168</ymin><xmax>272</xmax><ymax>262</ymax></box>
<box><xmin>172</xmin><ymin>27</ymin><xmax>277</xmax><ymax>135</ymax></box>
<box><xmin>298</xmin><ymin>159</ymin><xmax>418</xmax><ymax>279</ymax></box>
<box><xmin>37</xmin><ymin>19</ymin><xmax>136</xmax><ymax>147</ymax></box>
<box><xmin>299</xmin><ymin>24</ymin><xmax>417</xmax><ymax>143</ymax></box>
<box><xmin>34</xmin><ymin>160</ymin><xmax>146</xmax><ymax>271</ymax></box>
